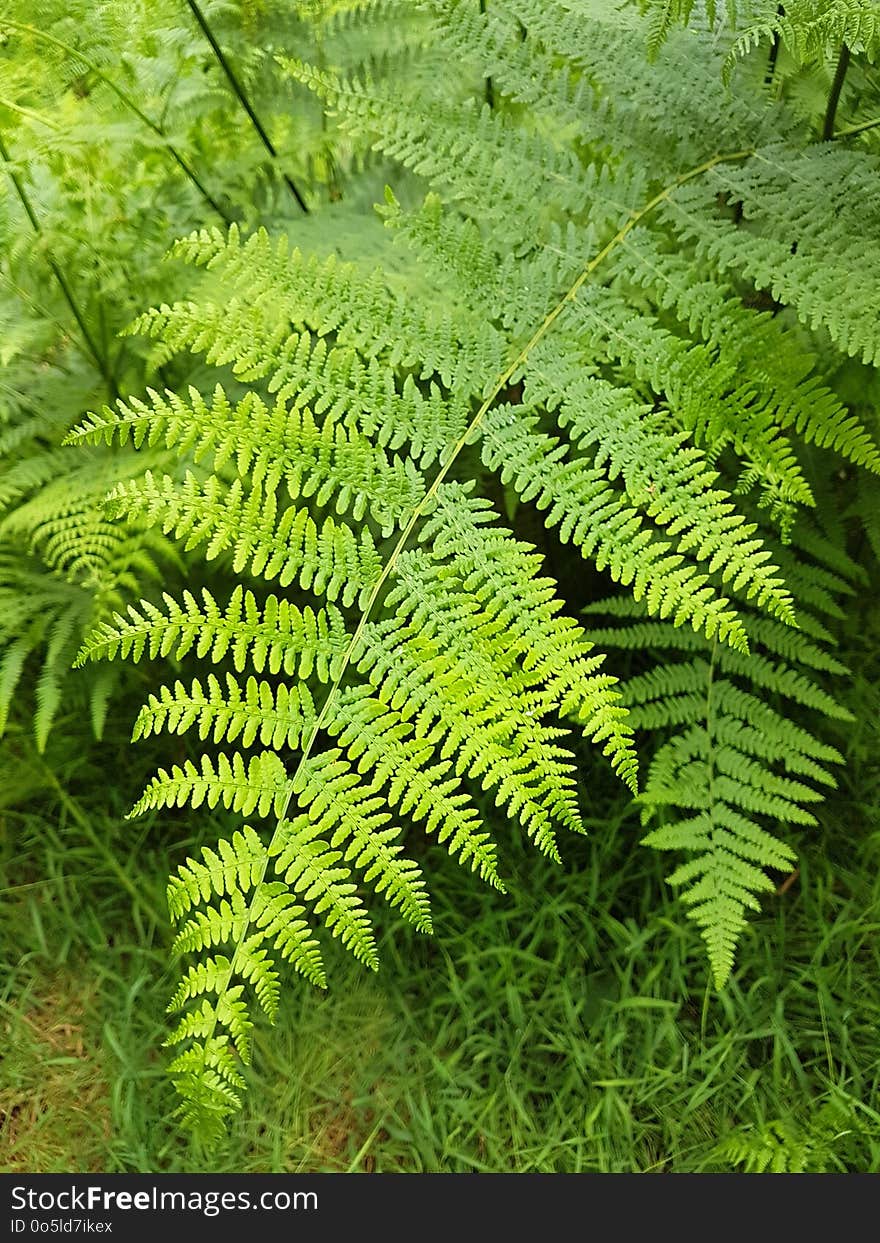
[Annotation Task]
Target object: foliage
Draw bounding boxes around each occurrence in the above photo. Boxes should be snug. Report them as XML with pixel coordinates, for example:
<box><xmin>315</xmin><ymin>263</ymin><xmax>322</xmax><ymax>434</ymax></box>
<box><xmin>585</xmin><ymin>529</ymin><xmax>859</xmax><ymax>984</ymax></box>
<box><xmin>2</xmin><ymin>0</ymin><xmax>879</xmax><ymax>1152</ymax></box>
<box><xmin>639</xmin><ymin>0</ymin><xmax>880</xmax><ymax>65</ymax></box>
<box><xmin>0</xmin><ymin>0</ymin><xmax>421</xmax><ymax>748</ymax></box>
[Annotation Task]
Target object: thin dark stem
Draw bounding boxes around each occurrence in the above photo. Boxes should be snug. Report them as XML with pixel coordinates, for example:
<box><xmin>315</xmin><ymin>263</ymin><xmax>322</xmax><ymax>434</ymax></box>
<box><xmin>479</xmin><ymin>0</ymin><xmax>494</xmax><ymax>108</ymax></box>
<box><xmin>183</xmin><ymin>0</ymin><xmax>309</xmax><ymax>213</ymax></box>
<box><xmin>823</xmin><ymin>43</ymin><xmax>851</xmax><ymax>140</ymax></box>
<box><xmin>0</xmin><ymin>21</ymin><xmax>229</xmax><ymax>222</ymax></box>
<box><xmin>764</xmin><ymin>4</ymin><xmax>785</xmax><ymax>87</ymax></box>
<box><xmin>0</xmin><ymin>128</ymin><xmax>117</xmax><ymax>400</ymax></box>
<box><xmin>164</xmin><ymin>144</ymin><xmax>230</xmax><ymax>222</ymax></box>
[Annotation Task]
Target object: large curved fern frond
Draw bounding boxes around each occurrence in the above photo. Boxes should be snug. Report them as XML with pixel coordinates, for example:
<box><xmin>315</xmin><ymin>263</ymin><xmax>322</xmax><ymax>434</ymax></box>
<box><xmin>68</xmin><ymin>0</ymin><xmax>880</xmax><ymax>1142</ymax></box>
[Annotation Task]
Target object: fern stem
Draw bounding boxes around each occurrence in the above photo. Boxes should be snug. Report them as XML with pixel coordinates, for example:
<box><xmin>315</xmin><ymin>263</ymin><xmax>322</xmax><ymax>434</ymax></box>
<box><xmin>764</xmin><ymin>4</ymin><xmax>785</xmax><ymax>89</ymax></box>
<box><xmin>182</xmin><ymin>0</ymin><xmax>309</xmax><ymax>214</ymax></box>
<box><xmin>0</xmin><ymin>128</ymin><xmax>117</xmax><ymax>400</ymax></box>
<box><xmin>0</xmin><ymin>97</ymin><xmax>60</xmax><ymax>129</ymax></box>
<box><xmin>823</xmin><ymin>43</ymin><xmax>851</xmax><ymax>141</ymax></box>
<box><xmin>832</xmin><ymin>113</ymin><xmax>880</xmax><ymax>140</ymax></box>
<box><xmin>0</xmin><ymin>20</ymin><xmax>230</xmax><ymax>223</ymax></box>
<box><xmin>185</xmin><ymin>144</ymin><xmax>758</xmax><ymax>1090</ymax></box>
<box><xmin>479</xmin><ymin>0</ymin><xmax>495</xmax><ymax>108</ymax></box>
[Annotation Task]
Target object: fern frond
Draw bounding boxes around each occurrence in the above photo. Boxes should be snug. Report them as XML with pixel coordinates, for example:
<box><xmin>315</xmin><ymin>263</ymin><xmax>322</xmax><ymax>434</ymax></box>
<box><xmin>526</xmin><ymin>353</ymin><xmax>797</xmax><ymax>628</ymax></box>
<box><xmin>71</xmin><ymin>384</ymin><xmax>425</xmax><ymax>536</ymax></box>
<box><xmin>586</xmin><ymin>527</ymin><xmax>853</xmax><ymax>985</ymax></box>
<box><xmin>283</xmin><ymin>59</ymin><xmax>589</xmax><ymax>230</ymax></box>
<box><xmin>327</xmin><ymin>685</ymin><xmax>504</xmax><ymax>887</ymax></box>
<box><xmin>270</xmin><ymin>813</ymin><xmax>381</xmax><ymax>967</ymax></box>
<box><xmin>716</xmin><ymin>1103</ymin><xmax>863</xmax><ymax>1173</ymax></box>
<box><xmin>726</xmin><ymin>1</ymin><xmax>880</xmax><ymax>76</ymax></box>
<box><xmin>423</xmin><ymin>485</ymin><xmax>638</xmax><ymax>787</ymax></box>
<box><xmin>481</xmin><ymin>406</ymin><xmax>750</xmax><ymax>648</ymax></box>
<box><xmin>665</xmin><ymin>143</ymin><xmax>880</xmax><ymax>367</ymax></box>
<box><xmin>133</xmin><ymin>673</ymin><xmax>316</xmax><ymax>750</ymax></box>
<box><xmin>286</xmin><ymin>749</ymin><xmax>432</xmax><ymax>933</ymax></box>
<box><xmin>116</xmin><ymin>301</ymin><xmax>471</xmax><ymax>467</ymax></box>
<box><xmin>609</xmin><ymin>231</ymin><xmax>880</xmax><ymax>479</ymax></box>
<box><xmin>163</xmin><ymin>224</ymin><xmax>506</xmax><ymax>392</ymax></box>
<box><xmin>106</xmin><ymin>473</ymin><xmax>383</xmax><ymax>607</ymax></box>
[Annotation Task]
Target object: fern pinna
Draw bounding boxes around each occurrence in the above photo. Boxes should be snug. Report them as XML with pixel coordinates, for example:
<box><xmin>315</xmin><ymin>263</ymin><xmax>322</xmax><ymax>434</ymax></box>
<box><xmin>71</xmin><ymin>0</ymin><xmax>879</xmax><ymax>1139</ymax></box>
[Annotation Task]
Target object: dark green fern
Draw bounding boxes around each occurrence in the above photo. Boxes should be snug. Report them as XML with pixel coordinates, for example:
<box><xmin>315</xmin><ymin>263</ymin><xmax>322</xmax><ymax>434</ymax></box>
<box><xmin>584</xmin><ymin>526</ymin><xmax>856</xmax><ymax>984</ymax></box>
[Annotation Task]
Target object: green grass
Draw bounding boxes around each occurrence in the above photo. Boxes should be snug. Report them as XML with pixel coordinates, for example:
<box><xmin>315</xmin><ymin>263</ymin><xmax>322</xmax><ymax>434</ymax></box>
<box><xmin>2</xmin><ymin>707</ymin><xmax>879</xmax><ymax>1172</ymax></box>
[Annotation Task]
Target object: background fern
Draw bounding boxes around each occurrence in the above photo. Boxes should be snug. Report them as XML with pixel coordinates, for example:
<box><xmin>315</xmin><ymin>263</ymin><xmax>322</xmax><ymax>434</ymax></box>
<box><xmin>585</xmin><ymin>525</ymin><xmax>858</xmax><ymax>984</ymax></box>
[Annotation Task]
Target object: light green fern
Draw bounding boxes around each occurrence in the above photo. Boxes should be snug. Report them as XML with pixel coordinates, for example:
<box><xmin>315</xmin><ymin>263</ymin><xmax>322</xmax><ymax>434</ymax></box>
<box><xmin>716</xmin><ymin>1101</ymin><xmax>871</xmax><ymax>1172</ymax></box>
<box><xmin>65</xmin><ymin>0</ymin><xmax>880</xmax><ymax>1141</ymax></box>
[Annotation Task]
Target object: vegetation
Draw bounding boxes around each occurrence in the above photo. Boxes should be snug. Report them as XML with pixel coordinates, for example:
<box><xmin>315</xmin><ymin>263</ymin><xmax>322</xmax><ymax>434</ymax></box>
<box><xmin>2</xmin><ymin>0</ymin><xmax>879</xmax><ymax>1170</ymax></box>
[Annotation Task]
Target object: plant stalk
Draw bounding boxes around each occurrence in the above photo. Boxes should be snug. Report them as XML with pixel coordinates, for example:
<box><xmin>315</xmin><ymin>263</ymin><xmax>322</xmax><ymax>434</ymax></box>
<box><xmin>479</xmin><ymin>0</ymin><xmax>494</xmax><ymax>108</ymax></box>
<box><xmin>0</xmin><ymin>128</ymin><xmax>118</xmax><ymax>400</ymax></box>
<box><xmin>833</xmin><ymin>113</ymin><xmax>880</xmax><ymax>140</ymax></box>
<box><xmin>764</xmin><ymin>4</ymin><xmax>785</xmax><ymax>88</ymax></box>
<box><xmin>823</xmin><ymin>43</ymin><xmax>851</xmax><ymax>140</ymax></box>
<box><xmin>183</xmin><ymin>0</ymin><xmax>309</xmax><ymax>213</ymax></box>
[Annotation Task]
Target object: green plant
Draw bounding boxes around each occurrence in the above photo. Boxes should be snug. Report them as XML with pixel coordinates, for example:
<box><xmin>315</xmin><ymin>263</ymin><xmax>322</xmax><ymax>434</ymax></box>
<box><xmin>0</xmin><ymin>0</ymin><xmax>426</xmax><ymax>752</ymax></box>
<box><xmin>585</xmin><ymin>528</ymin><xmax>859</xmax><ymax>985</ymax></box>
<box><xmin>639</xmin><ymin>0</ymin><xmax>880</xmax><ymax>66</ymax></box>
<box><xmin>61</xmin><ymin>0</ymin><xmax>880</xmax><ymax>1143</ymax></box>
<box><xmin>715</xmin><ymin>1101</ymin><xmax>872</xmax><ymax>1172</ymax></box>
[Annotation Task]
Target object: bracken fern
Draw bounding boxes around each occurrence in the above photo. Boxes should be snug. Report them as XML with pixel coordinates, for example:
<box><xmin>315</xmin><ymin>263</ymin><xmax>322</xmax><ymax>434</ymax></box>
<box><xmin>66</xmin><ymin>0</ymin><xmax>880</xmax><ymax>1140</ymax></box>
